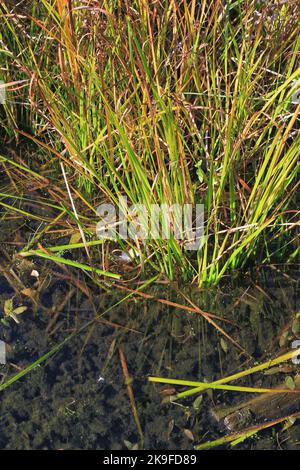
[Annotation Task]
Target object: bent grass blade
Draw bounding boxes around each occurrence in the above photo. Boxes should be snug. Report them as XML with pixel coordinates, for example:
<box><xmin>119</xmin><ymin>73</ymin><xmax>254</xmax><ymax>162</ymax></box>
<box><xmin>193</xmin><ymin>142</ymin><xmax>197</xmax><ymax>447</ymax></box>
<box><xmin>20</xmin><ymin>250</ymin><xmax>120</xmax><ymax>279</ymax></box>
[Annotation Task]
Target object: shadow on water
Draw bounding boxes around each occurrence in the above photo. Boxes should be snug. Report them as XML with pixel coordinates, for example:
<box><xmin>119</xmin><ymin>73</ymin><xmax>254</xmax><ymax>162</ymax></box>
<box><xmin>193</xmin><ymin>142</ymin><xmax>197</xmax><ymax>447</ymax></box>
<box><xmin>0</xmin><ymin>267</ymin><xmax>299</xmax><ymax>450</ymax></box>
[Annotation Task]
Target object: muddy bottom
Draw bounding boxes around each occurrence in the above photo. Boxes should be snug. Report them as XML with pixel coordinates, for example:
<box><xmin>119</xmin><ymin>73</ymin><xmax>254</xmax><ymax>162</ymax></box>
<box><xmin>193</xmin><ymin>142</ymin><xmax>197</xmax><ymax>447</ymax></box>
<box><xmin>0</xmin><ymin>267</ymin><xmax>299</xmax><ymax>450</ymax></box>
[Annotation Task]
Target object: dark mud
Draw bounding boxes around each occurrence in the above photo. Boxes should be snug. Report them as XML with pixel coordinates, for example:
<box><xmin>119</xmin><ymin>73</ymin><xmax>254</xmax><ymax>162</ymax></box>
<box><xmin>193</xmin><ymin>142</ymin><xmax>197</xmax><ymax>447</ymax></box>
<box><xmin>0</xmin><ymin>266</ymin><xmax>300</xmax><ymax>450</ymax></box>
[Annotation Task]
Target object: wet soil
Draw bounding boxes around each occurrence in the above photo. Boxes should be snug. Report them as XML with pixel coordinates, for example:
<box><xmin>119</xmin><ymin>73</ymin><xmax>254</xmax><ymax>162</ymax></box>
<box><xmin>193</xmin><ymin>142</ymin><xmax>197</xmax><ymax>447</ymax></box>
<box><xmin>0</xmin><ymin>266</ymin><xmax>300</xmax><ymax>450</ymax></box>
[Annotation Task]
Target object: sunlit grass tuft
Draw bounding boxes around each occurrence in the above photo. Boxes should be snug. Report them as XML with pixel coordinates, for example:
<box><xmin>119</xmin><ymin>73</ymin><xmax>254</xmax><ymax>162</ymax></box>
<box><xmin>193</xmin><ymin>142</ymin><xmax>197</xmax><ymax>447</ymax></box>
<box><xmin>0</xmin><ymin>0</ymin><xmax>299</xmax><ymax>284</ymax></box>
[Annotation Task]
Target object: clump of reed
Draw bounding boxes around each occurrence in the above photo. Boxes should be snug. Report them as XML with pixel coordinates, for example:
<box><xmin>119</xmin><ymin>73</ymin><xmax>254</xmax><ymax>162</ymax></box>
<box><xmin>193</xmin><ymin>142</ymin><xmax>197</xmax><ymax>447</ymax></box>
<box><xmin>0</xmin><ymin>0</ymin><xmax>299</xmax><ymax>285</ymax></box>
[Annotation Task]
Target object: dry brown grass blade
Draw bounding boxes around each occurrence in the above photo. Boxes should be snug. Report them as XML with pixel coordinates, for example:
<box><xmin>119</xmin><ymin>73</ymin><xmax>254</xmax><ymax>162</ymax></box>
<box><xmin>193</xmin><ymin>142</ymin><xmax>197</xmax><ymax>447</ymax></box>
<box><xmin>119</xmin><ymin>348</ymin><xmax>144</xmax><ymax>446</ymax></box>
<box><xmin>116</xmin><ymin>283</ymin><xmax>238</xmax><ymax>326</ymax></box>
<box><xmin>55</xmin><ymin>0</ymin><xmax>79</xmax><ymax>84</ymax></box>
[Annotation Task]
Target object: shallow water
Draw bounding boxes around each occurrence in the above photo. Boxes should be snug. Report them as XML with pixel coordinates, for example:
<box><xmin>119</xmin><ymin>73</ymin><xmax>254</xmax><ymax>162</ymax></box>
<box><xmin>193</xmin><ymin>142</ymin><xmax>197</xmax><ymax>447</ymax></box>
<box><xmin>0</xmin><ymin>267</ymin><xmax>299</xmax><ymax>450</ymax></box>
